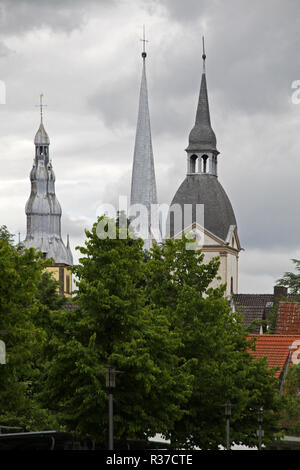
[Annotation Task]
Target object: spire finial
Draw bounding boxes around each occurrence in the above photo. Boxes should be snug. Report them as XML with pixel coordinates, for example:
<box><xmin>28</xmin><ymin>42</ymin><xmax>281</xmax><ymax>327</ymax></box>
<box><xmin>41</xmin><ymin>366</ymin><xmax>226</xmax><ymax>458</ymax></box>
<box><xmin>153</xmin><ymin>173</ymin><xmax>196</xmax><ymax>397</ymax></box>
<box><xmin>36</xmin><ymin>93</ymin><xmax>47</xmax><ymax>123</ymax></box>
<box><xmin>202</xmin><ymin>36</ymin><xmax>206</xmax><ymax>73</ymax></box>
<box><xmin>140</xmin><ymin>24</ymin><xmax>148</xmax><ymax>59</ymax></box>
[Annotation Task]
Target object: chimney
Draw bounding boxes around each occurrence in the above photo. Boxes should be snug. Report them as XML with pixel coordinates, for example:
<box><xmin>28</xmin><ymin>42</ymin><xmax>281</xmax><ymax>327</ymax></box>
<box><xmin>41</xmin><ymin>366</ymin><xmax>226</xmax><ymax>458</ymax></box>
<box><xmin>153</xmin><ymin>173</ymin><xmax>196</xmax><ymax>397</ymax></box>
<box><xmin>274</xmin><ymin>285</ymin><xmax>288</xmax><ymax>302</ymax></box>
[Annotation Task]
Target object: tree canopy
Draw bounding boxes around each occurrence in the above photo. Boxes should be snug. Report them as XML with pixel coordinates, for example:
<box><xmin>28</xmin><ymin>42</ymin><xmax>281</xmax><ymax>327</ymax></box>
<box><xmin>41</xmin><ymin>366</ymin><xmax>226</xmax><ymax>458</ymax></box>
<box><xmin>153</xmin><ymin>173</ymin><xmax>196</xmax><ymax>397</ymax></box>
<box><xmin>0</xmin><ymin>225</ymin><xmax>73</xmax><ymax>431</ymax></box>
<box><xmin>146</xmin><ymin>237</ymin><xmax>281</xmax><ymax>449</ymax></box>
<box><xmin>36</xmin><ymin>218</ymin><xmax>282</xmax><ymax>449</ymax></box>
<box><xmin>279</xmin><ymin>364</ymin><xmax>300</xmax><ymax>436</ymax></box>
<box><xmin>38</xmin><ymin>218</ymin><xmax>193</xmax><ymax>445</ymax></box>
<box><xmin>277</xmin><ymin>259</ymin><xmax>300</xmax><ymax>297</ymax></box>
<box><xmin>0</xmin><ymin>227</ymin><xmax>56</xmax><ymax>429</ymax></box>
<box><xmin>0</xmin><ymin>221</ymin><xmax>284</xmax><ymax>448</ymax></box>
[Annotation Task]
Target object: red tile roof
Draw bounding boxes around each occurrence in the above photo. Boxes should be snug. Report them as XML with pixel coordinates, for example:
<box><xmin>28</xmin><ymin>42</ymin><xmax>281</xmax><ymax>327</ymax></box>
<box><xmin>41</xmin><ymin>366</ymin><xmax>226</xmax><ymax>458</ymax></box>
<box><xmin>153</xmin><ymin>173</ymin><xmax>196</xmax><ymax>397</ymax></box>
<box><xmin>248</xmin><ymin>335</ymin><xmax>300</xmax><ymax>378</ymax></box>
<box><xmin>275</xmin><ymin>302</ymin><xmax>300</xmax><ymax>335</ymax></box>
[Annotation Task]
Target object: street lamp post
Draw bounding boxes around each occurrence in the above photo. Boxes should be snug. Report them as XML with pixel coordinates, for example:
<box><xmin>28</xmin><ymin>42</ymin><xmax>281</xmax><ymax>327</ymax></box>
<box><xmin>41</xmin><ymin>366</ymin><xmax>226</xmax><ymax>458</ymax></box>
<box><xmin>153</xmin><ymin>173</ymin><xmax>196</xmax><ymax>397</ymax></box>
<box><xmin>257</xmin><ymin>408</ymin><xmax>264</xmax><ymax>451</ymax></box>
<box><xmin>0</xmin><ymin>330</ymin><xmax>9</xmax><ymax>431</ymax></box>
<box><xmin>105</xmin><ymin>366</ymin><xmax>119</xmax><ymax>451</ymax></box>
<box><xmin>0</xmin><ymin>340</ymin><xmax>5</xmax><ymax>365</ymax></box>
<box><xmin>223</xmin><ymin>402</ymin><xmax>232</xmax><ymax>450</ymax></box>
<box><xmin>0</xmin><ymin>330</ymin><xmax>9</xmax><ymax>365</ymax></box>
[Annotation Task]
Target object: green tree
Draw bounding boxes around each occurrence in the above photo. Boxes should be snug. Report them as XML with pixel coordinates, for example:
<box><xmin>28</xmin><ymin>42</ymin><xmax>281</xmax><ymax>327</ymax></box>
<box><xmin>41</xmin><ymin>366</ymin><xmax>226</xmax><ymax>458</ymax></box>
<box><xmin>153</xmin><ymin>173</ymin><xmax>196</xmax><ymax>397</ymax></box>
<box><xmin>27</xmin><ymin>270</ymin><xmax>71</xmax><ymax>431</ymax></box>
<box><xmin>279</xmin><ymin>364</ymin><xmax>300</xmax><ymax>436</ymax></box>
<box><xmin>276</xmin><ymin>259</ymin><xmax>300</xmax><ymax>297</ymax></box>
<box><xmin>0</xmin><ymin>229</ymin><xmax>52</xmax><ymax>430</ymax></box>
<box><xmin>34</xmin><ymin>221</ymin><xmax>282</xmax><ymax>448</ymax></box>
<box><xmin>0</xmin><ymin>225</ymin><xmax>15</xmax><ymax>244</ymax></box>
<box><xmin>0</xmin><ymin>225</ymin><xmax>70</xmax><ymax>431</ymax></box>
<box><xmin>146</xmin><ymin>237</ymin><xmax>281</xmax><ymax>449</ymax></box>
<box><xmin>39</xmin><ymin>217</ymin><xmax>192</xmax><ymax>446</ymax></box>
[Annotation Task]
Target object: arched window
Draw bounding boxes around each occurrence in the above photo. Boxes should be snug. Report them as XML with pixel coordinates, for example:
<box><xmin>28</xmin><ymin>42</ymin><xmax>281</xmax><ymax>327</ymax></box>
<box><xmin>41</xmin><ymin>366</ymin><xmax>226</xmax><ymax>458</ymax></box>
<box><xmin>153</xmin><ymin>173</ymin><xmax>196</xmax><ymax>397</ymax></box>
<box><xmin>202</xmin><ymin>154</ymin><xmax>208</xmax><ymax>173</ymax></box>
<box><xmin>190</xmin><ymin>154</ymin><xmax>197</xmax><ymax>173</ymax></box>
<box><xmin>230</xmin><ymin>276</ymin><xmax>234</xmax><ymax>294</ymax></box>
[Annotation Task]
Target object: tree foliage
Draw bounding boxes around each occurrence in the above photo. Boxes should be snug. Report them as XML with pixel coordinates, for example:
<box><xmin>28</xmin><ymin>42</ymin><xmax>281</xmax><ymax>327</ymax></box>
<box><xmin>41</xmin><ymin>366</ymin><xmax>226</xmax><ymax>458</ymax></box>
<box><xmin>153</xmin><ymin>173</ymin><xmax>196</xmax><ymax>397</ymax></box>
<box><xmin>38</xmin><ymin>218</ymin><xmax>193</xmax><ymax>445</ymax></box>
<box><xmin>280</xmin><ymin>364</ymin><xmax>300</xmax><ymax>436</ymax></box>
<box><xmin>0</xmin><ymin>222</ymin><xmax>284</xmax><ymax>448</ymax></box>
<box><xmin>277</xmin><ymin>259</ymin><xmax>300</xmax><ymax>297</ymax></box>
<box><xmin>37</xmin><ymin>220</ymin><xmax>282</xmax><ymax>448</ymax></box>
<box><xmin>146</xmin><ymin>237</ymin><xmax>281</xmax><ymax>449</ymax></box>
<box><xmin>0</xmin><ymin>226</ymin><xmax>69</xmax><ymax>431</ymax></box>
<box><xmin>0</xmin><ymin>227</ymin><xmax>52</xmax><ymax>429</ymax></box>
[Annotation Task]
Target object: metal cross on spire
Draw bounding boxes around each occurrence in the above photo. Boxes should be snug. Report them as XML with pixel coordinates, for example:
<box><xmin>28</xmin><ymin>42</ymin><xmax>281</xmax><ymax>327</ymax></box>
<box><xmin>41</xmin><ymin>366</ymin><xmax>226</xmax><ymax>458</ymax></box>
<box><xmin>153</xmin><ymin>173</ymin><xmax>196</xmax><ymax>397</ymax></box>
<box><xmin>140</xmin><ymin>25</ymin><xmax>148</xmax><ymax>59</ymax></box>
<box><xmin>202</xmin><ymin>36</ymin><xmax>206</xmax><ymax>73</ymax></box>
<box><xmin>36</xmin><ymin>93</ymin><xmax>47</xmax><ymax>122</ymax></box>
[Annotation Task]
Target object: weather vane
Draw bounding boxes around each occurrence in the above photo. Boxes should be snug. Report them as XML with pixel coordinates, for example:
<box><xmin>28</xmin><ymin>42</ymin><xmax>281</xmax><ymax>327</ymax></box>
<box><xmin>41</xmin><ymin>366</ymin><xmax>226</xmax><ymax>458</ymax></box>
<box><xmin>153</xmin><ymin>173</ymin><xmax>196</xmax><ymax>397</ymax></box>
<box><xmin>140</xmin><ymin>24</ymin><xmax>148</xmax><ymax>58</ymax></box>
<box><xmin>35</xmin><ymin>93</ymin><xmax>47</xmax><ymax>122</ymax></box>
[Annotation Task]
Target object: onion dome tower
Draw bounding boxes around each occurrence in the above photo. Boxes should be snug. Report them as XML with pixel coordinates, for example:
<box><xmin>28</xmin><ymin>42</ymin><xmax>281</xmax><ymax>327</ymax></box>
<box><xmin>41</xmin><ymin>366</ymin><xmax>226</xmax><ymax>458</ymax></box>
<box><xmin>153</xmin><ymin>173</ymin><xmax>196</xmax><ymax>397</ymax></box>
<box><xmin>129</xmin><ymin>28</ymin><xmax>159</xmax><ymax>250</ymax></box>
<box><xmin>23</xmin><ymin>94</ymin><xmax>73</xmax><ymax>296</ymax></box>
<box><xmin>168</xmin><ymin>39</ymin><xmax>241</xmax><ymax>295</ymax></box>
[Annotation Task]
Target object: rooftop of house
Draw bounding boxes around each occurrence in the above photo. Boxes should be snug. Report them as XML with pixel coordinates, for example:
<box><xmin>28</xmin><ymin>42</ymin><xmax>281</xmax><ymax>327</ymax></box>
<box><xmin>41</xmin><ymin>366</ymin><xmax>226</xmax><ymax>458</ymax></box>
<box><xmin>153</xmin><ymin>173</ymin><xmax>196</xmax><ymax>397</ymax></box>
<box><xmin>232</xmin><ymin>286</ymin><xmax>288</xmax><ymax>334</ymax></box>
<box><xmin>248</xmin><ymin>334</ymin><xmax>300</xmax><ymax>379</ymax></box>
<box><xmin>275</xmin><ymin>302</ymin><xmax>300</xmax><ymax>335</ymax></box>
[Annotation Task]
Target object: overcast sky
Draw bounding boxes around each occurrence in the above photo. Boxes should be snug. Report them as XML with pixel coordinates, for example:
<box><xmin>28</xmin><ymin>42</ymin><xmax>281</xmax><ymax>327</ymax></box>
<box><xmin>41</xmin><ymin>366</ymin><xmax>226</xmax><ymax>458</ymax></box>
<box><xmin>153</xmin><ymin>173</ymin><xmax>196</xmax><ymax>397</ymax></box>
<box><xmin>0</xmin><ymin>0</ymin><xmax>299</xmax><ymax>293</ymax></box>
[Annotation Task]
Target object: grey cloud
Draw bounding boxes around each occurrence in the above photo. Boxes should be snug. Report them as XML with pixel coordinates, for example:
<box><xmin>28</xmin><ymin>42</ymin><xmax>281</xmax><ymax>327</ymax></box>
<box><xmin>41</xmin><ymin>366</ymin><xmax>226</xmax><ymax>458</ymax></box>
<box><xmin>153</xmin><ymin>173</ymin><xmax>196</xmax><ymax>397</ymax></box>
<box><xmin>0</xmin><ymin>40</ymin><xmax>13</xmax><ymax>57</ymax></box>
<box><xmin>87</xmin><ymin>12</ymin><xmax>300</xmax><ymax>143</ymax></box>
<box><xmin>61</xmin><ymin>213</ymin><xmax>92</xmax><ymax>240</ymax></box>
<box><xmin>87</xmin><ymin>73</ymin><xmax>137</xmax><ymax>128</ymax></box>
<box><xmin>152</xmin><ymin>0</ymin><xmax>300</xmax><ymax>120</ymax></box>
<box><xmin>0</xmin><ymin>0</ymin><xmax>115</xmax><ymax>35</ymax></box>
<box><xmin>151</xmin><ymin>0</ymin><xmax>212</xmax><ymax>22</ymax></box>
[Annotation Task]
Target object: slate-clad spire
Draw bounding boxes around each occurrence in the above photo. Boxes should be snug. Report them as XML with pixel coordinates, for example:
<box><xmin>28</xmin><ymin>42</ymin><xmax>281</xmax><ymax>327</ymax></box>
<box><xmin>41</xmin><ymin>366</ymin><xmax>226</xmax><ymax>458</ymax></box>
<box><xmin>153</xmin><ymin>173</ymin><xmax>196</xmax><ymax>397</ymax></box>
<box><xmin>186</xmin><ymin>38</ymin><xmax>218</xmax><ymax>153</ymax></box>
<box><xmin>23</xmin><ymin>95</ymin><xmax>72</xmax><ymax>266</ymax></box>
<box><xmin>130</xmin><ymin>37</ymin><xmax>158</xmax><ymax>248</ymax></box>
<box><xmin>168</xmin><ymin>39</ymin><xmax>240</xmax><ymax>296</ymax></box>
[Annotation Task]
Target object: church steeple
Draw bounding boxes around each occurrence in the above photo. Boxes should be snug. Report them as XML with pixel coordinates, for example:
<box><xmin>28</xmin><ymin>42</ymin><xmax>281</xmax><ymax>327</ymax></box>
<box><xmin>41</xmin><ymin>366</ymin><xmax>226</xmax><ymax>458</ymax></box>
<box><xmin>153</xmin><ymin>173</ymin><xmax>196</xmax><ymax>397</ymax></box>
<box><xmin>23</xmin><ymin>95</ymin><xmax>73</xmax><ymax>295</ymax></box>
<box><xmin>130</xmin><ymin>28</ymin><xmax>158</xmax><ymax>249</ymax></box>
<box><xmin>186</xmin><ymin>37</ymin><xmax>219</xmax><ymax>176</ymax></box>
<box><xmin>168</xmin><ymin>39</ymin><xmax>241</xmax><ymax>296</ymax></box>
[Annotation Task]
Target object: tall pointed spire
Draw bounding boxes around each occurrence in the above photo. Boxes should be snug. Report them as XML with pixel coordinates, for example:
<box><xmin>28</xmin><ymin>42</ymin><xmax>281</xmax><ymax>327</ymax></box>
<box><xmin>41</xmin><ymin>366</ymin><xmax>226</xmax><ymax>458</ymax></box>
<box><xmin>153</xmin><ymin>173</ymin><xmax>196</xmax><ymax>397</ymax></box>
<box><xmin>186</xmin><ymin>37</ymin><xmax>217</xmax><ymax>153</ymax></box>
<box><xmin>130</xmin><ymin>28</ymin><xmax>158</xmax><ymax>248</ymax></box>
<box><xmin>168</xmin><ymin>39</ymin><xmax>241</xmax><ymax>296</ymax></box>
